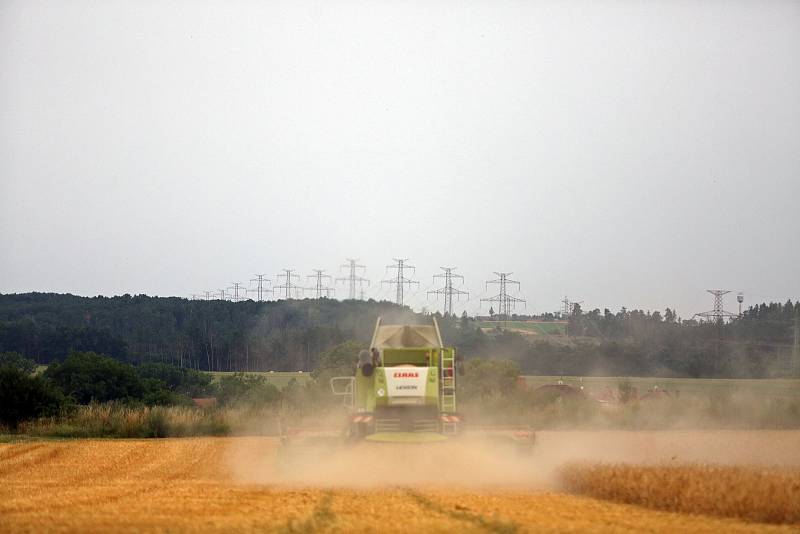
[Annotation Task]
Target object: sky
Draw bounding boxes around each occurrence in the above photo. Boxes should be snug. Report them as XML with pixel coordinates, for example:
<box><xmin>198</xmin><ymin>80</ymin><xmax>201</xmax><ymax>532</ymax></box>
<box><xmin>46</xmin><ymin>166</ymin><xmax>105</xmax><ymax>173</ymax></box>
<box><xmin>1</xmin><ymin>0</ymin><xmax>798</xmax><ymax>319</ymax></box>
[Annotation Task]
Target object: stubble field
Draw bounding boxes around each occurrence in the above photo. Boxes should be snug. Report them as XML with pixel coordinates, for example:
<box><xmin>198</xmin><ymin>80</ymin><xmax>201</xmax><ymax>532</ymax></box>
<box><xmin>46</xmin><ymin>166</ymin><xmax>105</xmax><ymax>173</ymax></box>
<box><xmin>1</xmin><ymin>432</ymin><xmax>799</xmax><ymax>533</ymax></box>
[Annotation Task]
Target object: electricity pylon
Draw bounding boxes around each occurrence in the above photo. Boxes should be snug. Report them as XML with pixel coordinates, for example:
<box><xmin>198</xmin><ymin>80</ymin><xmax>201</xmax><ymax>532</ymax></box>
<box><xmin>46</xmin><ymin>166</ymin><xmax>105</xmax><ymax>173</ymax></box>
<box><xmin>382</xmin><ymin>258</ymin><xmax>419</xmax><ymax>306</ymax></box>
<box><xmin>228</xmin><ymin>282</ymin><xmax>247</xmax><ymax>302</ymax></box>
<box><xmin>693</xmin><ymin>290</ymin><xmax>737</xmax><ymax>324</ymax></box>
<box><xmin>336</xmin><ymin>258</ymin><xmax>369</xmax><ymax>300</ymax></box>
<box><xmin>481</xmin><ymin>272</ymin><xmax>526</xmax><ymax>323</ymax></box>
<box><xmin>274</xmin><ymin>269</ymin><xmax>302</xmax><ymax>299</ymax></box>
<box><xmin>693</xmin><ymin>289</ymin><xmax>739</xmax><ymax>363</ymax></box>
<box><xmin>249</xmin><ymin>274</ymin><xmax>272</xmax><ymax>302</ymax></box>
<box><xmin>307</xmin><ymin>269</ymin><xmax>335</xmax><ymax>299</ymax></box>
<box><xmin>561</xmin><ymin>296</ymin><xmax>582</xmax><ymax>318</ymax></box>
<box><xmin>428</xmin><ymin>267</ymin><xmax>468</xmax><ymax>316</ymax></box>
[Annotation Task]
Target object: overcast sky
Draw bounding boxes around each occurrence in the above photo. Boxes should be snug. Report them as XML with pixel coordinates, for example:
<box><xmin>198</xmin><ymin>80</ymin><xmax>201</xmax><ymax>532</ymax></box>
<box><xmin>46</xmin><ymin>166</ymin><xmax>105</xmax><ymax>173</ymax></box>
<box><xmin>1</xmin><ymin>0</ymin><xmax>798</xmax><ymax>318</ymax></box>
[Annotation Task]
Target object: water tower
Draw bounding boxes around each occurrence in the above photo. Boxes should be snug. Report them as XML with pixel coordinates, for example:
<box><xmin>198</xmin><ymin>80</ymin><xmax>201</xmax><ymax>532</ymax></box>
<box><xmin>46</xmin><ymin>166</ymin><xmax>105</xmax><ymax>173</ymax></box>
<box><xmin>737</xmin><ymin>292</ymin><xmax>744</xmax><ymax>316</ymax></box>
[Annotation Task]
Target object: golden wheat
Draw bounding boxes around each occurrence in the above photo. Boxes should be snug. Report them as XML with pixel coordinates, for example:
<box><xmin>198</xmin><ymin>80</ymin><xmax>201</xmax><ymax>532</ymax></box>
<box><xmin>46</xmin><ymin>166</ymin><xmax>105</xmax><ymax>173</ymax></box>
<box><xmin>0</xmin><ymin>438</ymin><xmax>796</xmax><ymax>533</ymax></box>
<box><xmin>561</xmin><ymin>463</ymin><xmax>800</xmax><ymax>525</ymax></box>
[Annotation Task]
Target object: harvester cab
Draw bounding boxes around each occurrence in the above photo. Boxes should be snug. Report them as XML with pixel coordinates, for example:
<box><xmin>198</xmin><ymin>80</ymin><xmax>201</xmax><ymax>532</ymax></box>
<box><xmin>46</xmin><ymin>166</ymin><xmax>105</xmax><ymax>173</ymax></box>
<box><xmin>330</xmin><ymin>317</ymin><xmax>461</xmax><ymax>443</ymax></box>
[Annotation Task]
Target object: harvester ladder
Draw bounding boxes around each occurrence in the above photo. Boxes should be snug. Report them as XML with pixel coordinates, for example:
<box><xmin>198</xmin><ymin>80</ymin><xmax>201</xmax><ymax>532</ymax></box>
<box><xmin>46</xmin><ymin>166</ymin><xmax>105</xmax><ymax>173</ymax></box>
<box><xmin>440</xmin><ymin>349</ymin><xmax>457</xmax><ymax>434</ymax></box>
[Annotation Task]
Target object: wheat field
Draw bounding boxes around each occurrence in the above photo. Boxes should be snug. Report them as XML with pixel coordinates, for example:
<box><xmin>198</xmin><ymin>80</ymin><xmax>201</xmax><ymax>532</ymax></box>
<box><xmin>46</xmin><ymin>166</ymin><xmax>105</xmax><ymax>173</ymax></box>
<box><xmin>1</xmin><ymin>437</ymin><xmax>798</xmax><ymax>533</ymax></box>
<box><xmin>561</xmin><ymin>463</ymin><xmax>800</xmax><ymax>524</ymax></box>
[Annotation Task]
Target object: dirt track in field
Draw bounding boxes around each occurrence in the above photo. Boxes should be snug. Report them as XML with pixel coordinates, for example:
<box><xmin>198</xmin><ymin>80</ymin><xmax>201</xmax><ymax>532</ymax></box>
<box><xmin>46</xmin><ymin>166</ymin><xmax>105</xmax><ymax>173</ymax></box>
<box><xmin>1</xmin><ymin>434</ymin><xmax>799</xmax><ymax>533</ymax></box>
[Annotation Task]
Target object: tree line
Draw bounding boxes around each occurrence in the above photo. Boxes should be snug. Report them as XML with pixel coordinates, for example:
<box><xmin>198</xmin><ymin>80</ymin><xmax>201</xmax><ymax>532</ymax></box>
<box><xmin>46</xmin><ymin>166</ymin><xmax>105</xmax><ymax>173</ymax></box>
<box><xmin>0</xmin><ymin>292</ymin><xmax>796</xmax><ymax>379</ymax></box>
<box><xmin>0</xmin><ymin>350</ymin><xmax>286</xmax><ymax>429</ymax></box>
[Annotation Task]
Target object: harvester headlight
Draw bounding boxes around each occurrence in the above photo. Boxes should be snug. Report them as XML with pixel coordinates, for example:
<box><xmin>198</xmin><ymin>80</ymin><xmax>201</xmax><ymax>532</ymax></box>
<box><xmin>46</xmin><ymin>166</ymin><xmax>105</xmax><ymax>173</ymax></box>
<box><xmin>377</xmin><ymin>388</ymin><xmax>385</xmax><ymax>397</ymax></box>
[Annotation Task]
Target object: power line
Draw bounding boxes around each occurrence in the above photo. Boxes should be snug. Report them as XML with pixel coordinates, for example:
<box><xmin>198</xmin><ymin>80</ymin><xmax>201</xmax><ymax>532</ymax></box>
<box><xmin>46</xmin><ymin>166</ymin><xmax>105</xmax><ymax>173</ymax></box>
<box><xmin>249</xmin><ymin>274</ymin><xmax>272</xmax><ymax>302</ymax></box>
<box><xmin>274</xmin><ymin>269</ymin><xmax>302</xmax><ymax>299</ymax></box>
<box><xmin>481</xmin><ymin>272</ymin><xmax>526</xmax><ymax>323</ymax></box>
<box><xmin>307</xmin><ymin>269</ymin><xmax>335</xmax><ymax>299</ymax></box>
<box><xmin>336</xmin><ymin>258</ymin><xmax>369</xmax><ymax>300</ymax></box>
<box><xmin>428</xmin><ymin>267</ymin><xmax>468</xmax><ymax>316</ymax></box>
<box><xmin>217</xmin><ymin>288</ymin><xmax>229</xmax><ymax>301</ymax></box>
<box><xmin>382</xmin><ymin>258</ymin><xmax>419</xmax><ymax>307</ymax></box>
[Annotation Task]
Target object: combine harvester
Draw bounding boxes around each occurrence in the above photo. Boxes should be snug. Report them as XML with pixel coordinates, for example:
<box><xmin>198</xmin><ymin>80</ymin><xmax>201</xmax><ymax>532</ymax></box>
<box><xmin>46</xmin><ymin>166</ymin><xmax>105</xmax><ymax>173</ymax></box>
<box><xmin>282</xmin><ymin>317</ymin><xmax>534</xmax><ymax>450</ymax></box>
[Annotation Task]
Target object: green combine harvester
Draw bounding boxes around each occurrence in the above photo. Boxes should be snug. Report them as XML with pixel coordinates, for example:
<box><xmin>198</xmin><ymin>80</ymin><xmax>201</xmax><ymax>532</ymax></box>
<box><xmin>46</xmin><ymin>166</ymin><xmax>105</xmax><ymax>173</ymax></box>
<box><xmin>280</xmin><ymin>316</ymin><xmax>534</xmax><ymax>451</ymax></box>
<box><xmin>330</xmin><ymin>317</ymin><xmax>461</xmax><ymax>443</ymax></box>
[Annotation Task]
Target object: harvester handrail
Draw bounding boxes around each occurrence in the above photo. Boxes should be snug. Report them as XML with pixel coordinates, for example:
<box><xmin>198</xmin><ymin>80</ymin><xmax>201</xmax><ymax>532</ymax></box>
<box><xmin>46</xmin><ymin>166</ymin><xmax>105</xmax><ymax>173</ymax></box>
<box><xmin>330</xmin><ymin>376</ymin><xmax>355</xmax><ymax>409</ymax></box>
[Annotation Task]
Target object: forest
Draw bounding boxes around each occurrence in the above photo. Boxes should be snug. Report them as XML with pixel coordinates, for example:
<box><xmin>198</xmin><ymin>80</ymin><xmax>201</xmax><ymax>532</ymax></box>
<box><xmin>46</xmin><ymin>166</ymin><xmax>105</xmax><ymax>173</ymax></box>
<box><xmin>0</xmin><ymin>292</ymin><xmax>797</xmax><ymax>378</ymax></box>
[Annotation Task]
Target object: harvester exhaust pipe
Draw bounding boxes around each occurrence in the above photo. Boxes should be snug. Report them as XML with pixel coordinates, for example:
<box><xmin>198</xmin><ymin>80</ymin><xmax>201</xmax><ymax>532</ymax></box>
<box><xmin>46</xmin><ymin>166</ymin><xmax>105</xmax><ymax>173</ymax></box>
<box><xmin>358</xmin><ymin>349</ymin><xmax>374</xmax><ymax>377</ymax></box>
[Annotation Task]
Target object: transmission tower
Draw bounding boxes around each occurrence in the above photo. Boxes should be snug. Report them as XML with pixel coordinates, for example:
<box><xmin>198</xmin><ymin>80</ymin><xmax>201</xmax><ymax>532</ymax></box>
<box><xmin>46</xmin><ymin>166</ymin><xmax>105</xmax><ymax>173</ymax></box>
<box><xmin>274</xmin><ymin>269</ymin><xmax>302</xmax><ymax>299</ymax></box>
<box><xmin>382</xmin><ymin>258</ymin><xmax>419</xmax><ymax>306</ymax></box>
<box><xmin>481</xmin><ymin>272</ymin><xmax>526</xmax><ymax>323</ymax></box>
<box><xmin>336</xmin><ymin>258</ymin><xmax>369</xmax><ymax>300</ymax></box>
<box><xmin>428</xmin><ymin>267</ymin><xmax>468</xmax><ymax>316</ymax></box>
<box><xmin>203</xmin><ymin>290</ymin><xmax>214</xmax><ymax>301</ymax></box>
<box><xmin>693</xmin><ymin>290</ymin><xmax>738</xmax><ymax>324</ymax></box>
<box><xmin>693</xmin><ymin>289</ymin><xmax>738</xmax><ymax>364</ymax></box>
<box><xmin>307</xmin><ymin>269</ymin><xmax>335</xmax><ymax>299</ymax></box>
<box><xmin>228</xmin><ymin>282</ymin><xmax>247</xmax><ymax>302</ymax></box>
<box><xmin>217</xmin><ymin>288</ymin><xmax>228</xmax><ymax>301</ymax></box>
<box><xmin>562</xmin><ymin>296</ymin><xmax>571</xmax><ymax>318</ymax></box>
<box><xmin>249</xmin><ymin>274</ymin><xmax>272</xmax><ymax>302</ymax></box>
<box><xmin>561</xmin><ymin>296</ymin><xmax>582</xmax><ymax>318</ymax></box>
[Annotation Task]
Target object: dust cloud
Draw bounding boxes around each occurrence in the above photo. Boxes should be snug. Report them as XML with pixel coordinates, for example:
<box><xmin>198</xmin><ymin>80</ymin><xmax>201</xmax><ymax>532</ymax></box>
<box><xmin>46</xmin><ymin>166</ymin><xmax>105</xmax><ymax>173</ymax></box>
<box><xmin>223</xmin><ymin>429</ymin><xmax>800</xmax><ymax>490</ymax></box>
<box><xmin>225</xmin><ymin>436</ymin><xmax>547</xmax><ymax>489</ymax></box>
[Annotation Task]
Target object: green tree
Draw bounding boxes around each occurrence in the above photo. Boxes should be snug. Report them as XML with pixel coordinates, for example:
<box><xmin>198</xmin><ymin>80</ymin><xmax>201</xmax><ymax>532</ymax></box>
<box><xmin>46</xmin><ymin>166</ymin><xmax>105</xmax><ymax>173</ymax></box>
<box><xmin>217</xmin><ymin>374</ymin><xmax>280</xmax><ymax>407</ymax></box>
<box><xmin>0</xmin><ymin>351</ymin><xmax>36</xmax><ymax>374</ymax></box>
<box><xmin>44</xmin><ymin>351</ymin><xmax>144</xmax><ymax>404</ymax></box>
<box><xmin>459</xmin><ymin>358</ymin><xmax>520</xmax><ymax>399</ymax></box>
<box><xmin>566</xmin><ymin>303</ymin><xmax>583</xmax><ymax>336</ymax></box>
<box><xmin>0</xmin><ymin>365</ymin><xmax>65</xmax><ymax>429</ymax></box>
<box><xmin>313</xmin><ymin>340</ymin><xmax>363</xmax><ymax>379</ymax></box>
<box><xmin>136</xmin><ymin>363</ymin><xmax>214</xmax><ymax>397</ymax></box>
